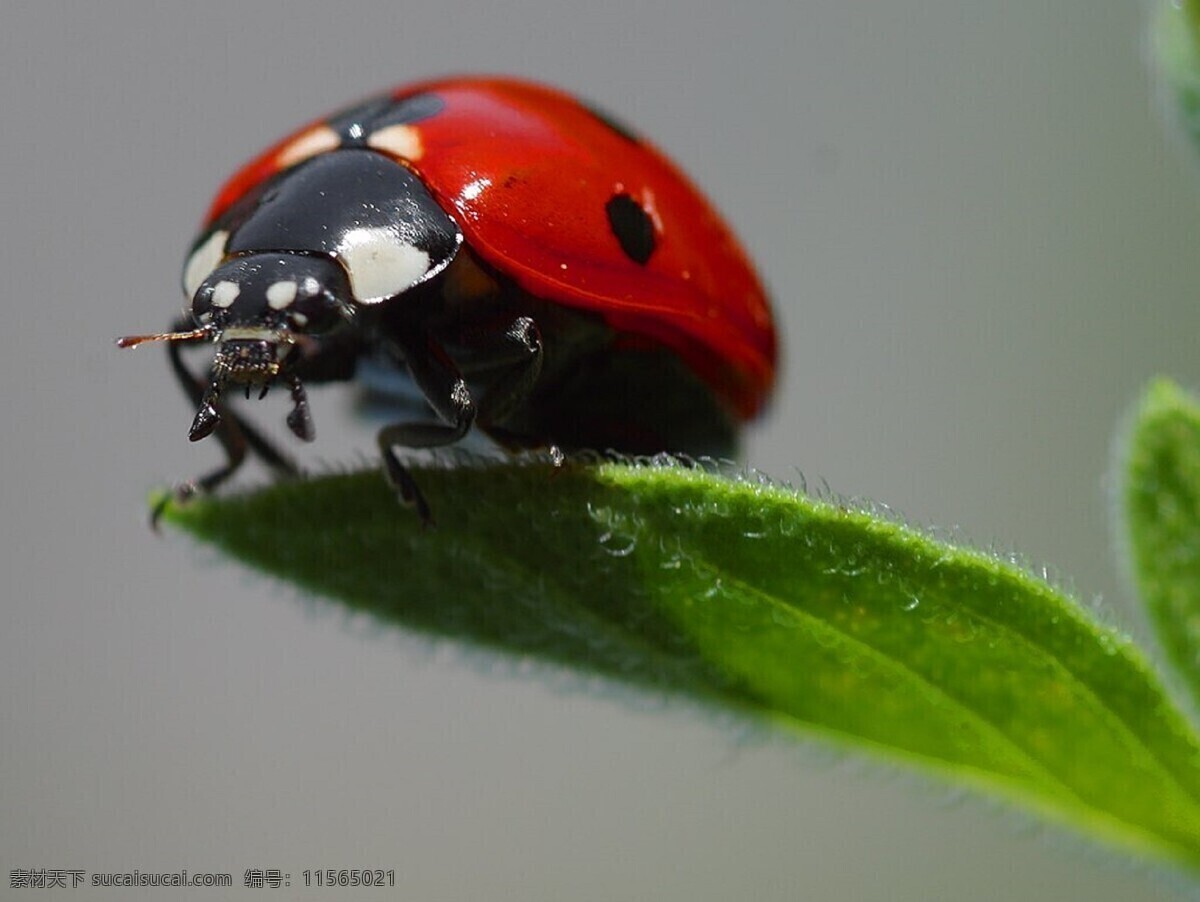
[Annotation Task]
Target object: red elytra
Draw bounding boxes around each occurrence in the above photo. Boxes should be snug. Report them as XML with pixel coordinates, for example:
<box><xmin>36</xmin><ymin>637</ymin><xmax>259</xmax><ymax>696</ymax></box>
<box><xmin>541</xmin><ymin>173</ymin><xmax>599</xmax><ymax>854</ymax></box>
<box><xmin>205</xmin><ymin>76</ymin><xmax>777</xmax><ymax>420</ymax></box>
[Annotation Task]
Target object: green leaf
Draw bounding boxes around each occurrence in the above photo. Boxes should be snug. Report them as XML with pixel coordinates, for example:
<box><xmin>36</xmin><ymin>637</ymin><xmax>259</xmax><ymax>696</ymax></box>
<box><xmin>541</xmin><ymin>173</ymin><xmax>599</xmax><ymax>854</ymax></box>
<box><xmin>164</xmin><ymin>460</ymin><xmax>1200</xmax><ymax>868</ymax></box>
<box><xmin>1125</xmin><ymin>378</ymin><xmax>1200</xmax><ymax>710</ymax></box>
<box><xmin>1155</xmin><ymin>0</ymin><xmax>1200</xmax><ymax>159</ymax></box>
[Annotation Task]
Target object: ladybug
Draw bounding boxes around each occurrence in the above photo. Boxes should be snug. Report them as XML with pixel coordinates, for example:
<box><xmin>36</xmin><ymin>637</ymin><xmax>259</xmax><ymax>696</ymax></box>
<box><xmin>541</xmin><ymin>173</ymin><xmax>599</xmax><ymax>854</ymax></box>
<box><xmin>118</xmin><ymin>76</ymin><xmax>777</xmax><ymax>522</ymax></box>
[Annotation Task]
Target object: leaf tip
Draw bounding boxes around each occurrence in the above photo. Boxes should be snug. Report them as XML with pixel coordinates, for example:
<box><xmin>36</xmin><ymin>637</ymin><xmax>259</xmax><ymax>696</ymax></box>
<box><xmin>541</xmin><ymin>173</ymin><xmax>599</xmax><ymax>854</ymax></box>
<box><xmin>1140</xmin><ymin>377</ymin><xmax>1193</xmax><ymax>417</ymax></box>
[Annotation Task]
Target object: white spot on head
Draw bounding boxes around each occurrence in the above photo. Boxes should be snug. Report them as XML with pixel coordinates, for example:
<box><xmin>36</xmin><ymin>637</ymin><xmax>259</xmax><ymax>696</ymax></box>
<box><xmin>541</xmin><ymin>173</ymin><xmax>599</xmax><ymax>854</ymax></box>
<box><xmin>338</xmin><ymin>227</ymin><xmax>431</xmax><ymax>303</ymax></box>
<box><xmin>300</xmin><ymin>276</ymin><xmax>320</xmax><ymax>296</ymax></box>
<box><xmin>183</xmin><ymin>230</ymin><xmax>229</xmax><ymax>299</ymax></box>
<box><xmin>291</xmin><ymin>312</ymin><xmax>309</xmax><ymax>327</ymax></box>
<box><xmin>366</xmin><ymin>123</ymin><xmax>423</xmax><ymax>161</ymax></box>
<box><xmin>266</xmin><ymin>280</ymin><xmax>298</xmax><ymax>309</ymax></box>
<box><xmin>211</xmin><ymin>280</ymin><xmax>240</xmax><ymax>308</ymax></box>
<box><xmin>274</xmin><ymin>125</ymin><xmax>341</xmax><ymax>169</ymax></box>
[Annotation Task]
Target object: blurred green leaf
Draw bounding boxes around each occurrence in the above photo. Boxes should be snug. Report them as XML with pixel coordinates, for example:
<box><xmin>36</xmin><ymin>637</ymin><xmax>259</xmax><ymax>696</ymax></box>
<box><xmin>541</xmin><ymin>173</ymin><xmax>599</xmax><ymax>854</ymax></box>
<box><xmin>1125</xmin><ymin>378</ymin><xmax>1200</xmax><ymax>711</ymax></box>
<box><xmin>1156</xmin><ymin>0</ymin><xmax>1200</xmax><ymax>157</ymax></box>
<box><xmin>165</xmin><ymin>460</ymin><xmax>1200</xmax><ymax>867</ymax></box>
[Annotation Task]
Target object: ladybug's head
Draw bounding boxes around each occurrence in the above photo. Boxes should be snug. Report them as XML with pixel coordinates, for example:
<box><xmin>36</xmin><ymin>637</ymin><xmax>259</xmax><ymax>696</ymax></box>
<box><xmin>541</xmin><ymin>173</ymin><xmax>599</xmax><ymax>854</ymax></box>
<box><xmin>190</xmin><ymin>254</ymin><xmax>350</xmax><ymax>361</ymax></box>
<box><xmin>118</xmin><ymin>253</ymin><xmax>353</xmax><ymax>444</ymax></box>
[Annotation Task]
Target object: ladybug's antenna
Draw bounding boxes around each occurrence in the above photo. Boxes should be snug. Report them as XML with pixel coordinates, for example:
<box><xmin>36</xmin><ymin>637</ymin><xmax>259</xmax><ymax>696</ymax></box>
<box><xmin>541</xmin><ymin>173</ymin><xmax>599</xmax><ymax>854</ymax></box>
<box><xmin>115</xmin><ymin>327</ymin><xmax>210</xmax><ymax>349</ymax></box>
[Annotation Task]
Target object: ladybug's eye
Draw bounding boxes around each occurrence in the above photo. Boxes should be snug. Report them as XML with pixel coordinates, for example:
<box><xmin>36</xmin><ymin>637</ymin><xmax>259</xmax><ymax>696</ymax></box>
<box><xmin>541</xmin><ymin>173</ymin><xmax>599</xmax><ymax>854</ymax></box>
<box><xmin>282</xmin><ymin>277</ymin><xmax>342</xmax><ymax>333</ymax></box>
<box><xmin>191</xmin><ymin>294</ymin><xmax>213</xmax><ymax>326</ymax></box>
<box><xmin>190</xmin><ymin>278</ymin><xmax>240</xmax><ymax>327</ymax></box>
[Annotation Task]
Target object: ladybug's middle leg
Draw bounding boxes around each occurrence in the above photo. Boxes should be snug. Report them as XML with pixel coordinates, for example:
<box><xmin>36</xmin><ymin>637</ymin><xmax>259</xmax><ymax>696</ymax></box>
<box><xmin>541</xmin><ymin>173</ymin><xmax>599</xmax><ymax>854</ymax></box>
<box><xmin>376</xmin><ymin>327</ymin><xmax>476</xmax><ymax>524</ymax></box>
<box><xmin>474</xmin><ymin>316</ymin><xmax>543</xmax><ymax>425</ymax></box>
<box><xmin>376</xmin><ymin>317</ymin><xmax>544</xmax><ymax>523</ymax></box>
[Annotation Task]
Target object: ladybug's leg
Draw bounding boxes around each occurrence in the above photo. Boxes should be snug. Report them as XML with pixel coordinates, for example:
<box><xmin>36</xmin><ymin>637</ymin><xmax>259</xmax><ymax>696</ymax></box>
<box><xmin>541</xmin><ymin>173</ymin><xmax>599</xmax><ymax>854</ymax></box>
<box><xmin>475</xmin><ymin>316</ymin><xmax>543</xmax><ymax>425</ymax></box>
<box><xmin>375</xmin><ymin>318</ymin><xmax>543</xmax><ymax>523</ymax></box>
<box><xmin>161</xmin><ymin>318</ymin><xmax>298</xmax><ymax>508</ymax></box>
<box><xmin>376</xmin><ymin>329</ymin><xmax>477</xmax><ymax>524</ymax></box>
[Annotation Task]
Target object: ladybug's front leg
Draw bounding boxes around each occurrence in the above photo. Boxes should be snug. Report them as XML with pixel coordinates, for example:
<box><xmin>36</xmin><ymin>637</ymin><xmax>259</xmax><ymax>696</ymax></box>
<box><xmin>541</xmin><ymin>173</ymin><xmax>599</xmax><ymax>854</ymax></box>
<box><xmin>158</xmin><ymin>317</ymin><xmax>299</xmax><ymax>524</ymax></box>
<box><xmin>376</xmin><ymin>328</ymin><xmax>477</xmax><ymax>525</ymax></box>
<box><xmin>152</xmin><ymin>321</ymin><xmax>302</xmax><ymax>525</ymax></box>
<box><xmin>167</xmin><ymin>324</ymin><xmax>364</xmax><ymax>501</ymax></box>
<box><xmin>169</xmin><ymin>342</ymin><xmax>301</xmax><ymax>484</ymax></box>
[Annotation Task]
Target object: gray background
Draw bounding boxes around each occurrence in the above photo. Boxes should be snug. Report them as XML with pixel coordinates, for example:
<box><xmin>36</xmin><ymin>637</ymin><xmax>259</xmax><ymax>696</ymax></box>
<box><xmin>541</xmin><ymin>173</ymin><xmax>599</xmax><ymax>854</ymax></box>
<box><xmin>4</xmin><ymin>1</ymin><xmax>1199</xmax><ymax>899</ymax></box>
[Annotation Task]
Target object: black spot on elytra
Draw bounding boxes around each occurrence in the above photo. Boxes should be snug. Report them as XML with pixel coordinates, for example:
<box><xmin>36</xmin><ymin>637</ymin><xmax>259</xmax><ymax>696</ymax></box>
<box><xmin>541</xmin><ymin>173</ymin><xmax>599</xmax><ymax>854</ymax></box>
<box><xmin>328</xmin><ymin>92</ymin><xmax>445</xmax><ymax>146</ymax></box>
<box><xmin>582</xmin><ymin>101</ymin><xmax>642</xmax><ymax>144</ymax></box>
<box><xmin>605</xmin><ymin>193</ymin><xmax>656</xmax><ymax>265</ymax></box>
